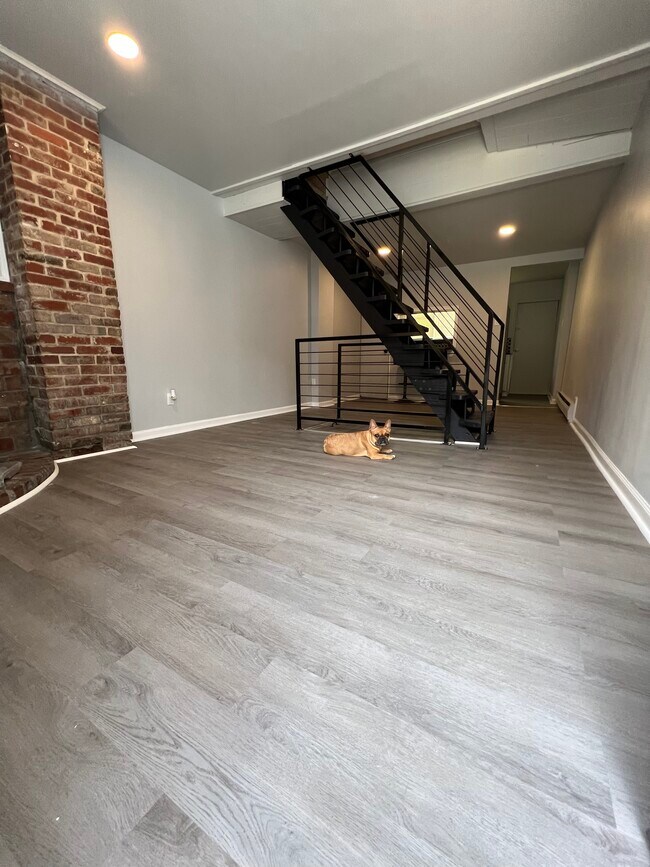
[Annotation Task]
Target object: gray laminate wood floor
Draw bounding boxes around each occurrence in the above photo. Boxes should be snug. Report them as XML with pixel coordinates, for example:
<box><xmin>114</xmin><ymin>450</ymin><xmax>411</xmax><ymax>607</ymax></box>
<box><xmin>0</xmin><ymin>408</ymin><xmax>648</xmax><ymax>866</ymax></box>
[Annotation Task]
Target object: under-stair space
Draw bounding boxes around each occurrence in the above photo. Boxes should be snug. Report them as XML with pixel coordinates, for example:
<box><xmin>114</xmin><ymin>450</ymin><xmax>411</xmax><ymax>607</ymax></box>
<box><xmin>283</xmin><ymin>156</ymin><xmax>505</xmax><ymax>447</ymax></box>
<box><xmin>296</xmin><ymin>334</ymin><xmax>463</xmax><ymax>443</ymax></box>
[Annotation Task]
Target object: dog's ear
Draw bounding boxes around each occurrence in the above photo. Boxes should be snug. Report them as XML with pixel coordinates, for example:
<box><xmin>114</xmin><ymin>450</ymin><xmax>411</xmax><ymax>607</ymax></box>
<box><xmin>384</xmin><ymin>418</ymin><xmax>392</xmax><ymax>433</ymax></box>
<box><xmin>369</xmin><ymin>418</ymin><xmax>378</xmax><ymax>431</ymax></box>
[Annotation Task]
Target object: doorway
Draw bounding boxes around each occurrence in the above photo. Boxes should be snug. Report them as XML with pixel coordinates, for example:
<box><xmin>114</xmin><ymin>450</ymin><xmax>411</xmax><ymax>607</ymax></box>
<box><xmin>500</xmin><ymin>261</ymin><xmax>576</xmax><ymax>406</ymax></box>
<box><xmin>509</xmin><ymin>299</ymin><xmax>559</xmax><ymax>394</ymax></box>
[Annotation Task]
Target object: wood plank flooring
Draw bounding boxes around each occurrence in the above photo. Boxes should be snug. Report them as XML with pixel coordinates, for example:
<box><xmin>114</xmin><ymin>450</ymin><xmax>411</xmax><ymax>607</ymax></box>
<box><xmin>0</xmin><ymin>407</ymin><xmax>648</xmax><ymax>866</ymax></box>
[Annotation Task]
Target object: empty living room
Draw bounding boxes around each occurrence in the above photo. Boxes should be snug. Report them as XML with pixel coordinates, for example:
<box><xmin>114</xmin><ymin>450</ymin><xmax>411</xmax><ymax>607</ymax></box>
<box><xmin>1</xmin><ymin>2</ymin><xmax>649</xmax><ymax>865</ymax></box>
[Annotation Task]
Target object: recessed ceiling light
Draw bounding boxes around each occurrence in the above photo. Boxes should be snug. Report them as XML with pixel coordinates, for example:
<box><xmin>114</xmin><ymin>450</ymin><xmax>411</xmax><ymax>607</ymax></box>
<box><xmin>498</xmin><ymin>224</ymin><xmax>517</xmax><ymax>237</ymax></box>
<box><xmin>107</xmin><ymin>32</ymin><xmax>140</xmax><ymax>60</ymax></box>
<box><xmin>377</xmin><ymin>246</ymin><xmax>392</xmax><ymax>257</ymax></box>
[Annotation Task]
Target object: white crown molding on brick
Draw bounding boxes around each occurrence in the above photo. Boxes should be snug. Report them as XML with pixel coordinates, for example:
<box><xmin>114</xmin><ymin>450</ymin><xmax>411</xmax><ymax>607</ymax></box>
<box><xmin>212</xmin><ymin>41</ymin><xmax>650</xmax><ymax>198</ymax></box>
<box><xmin>0</xmin><ymin>43</ymin><xmax>104</xmax><ymax>111</ymax></box>
<box><xmin>571</xmin><ymin>419</ymin><xmax>650</xmax><ymax>545</ymax></box>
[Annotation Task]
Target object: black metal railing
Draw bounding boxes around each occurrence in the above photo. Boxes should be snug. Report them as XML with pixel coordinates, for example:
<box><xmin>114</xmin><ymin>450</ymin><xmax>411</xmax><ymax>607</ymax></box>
<box><xmin>298</xmin><ymin>155</ymin><xmax>505</xmax><ymax>445</ymax></box>
<box><xmin>295</xmin><ymin>334</ymin><xmax>453</xmax><ymax>442</ymax></box>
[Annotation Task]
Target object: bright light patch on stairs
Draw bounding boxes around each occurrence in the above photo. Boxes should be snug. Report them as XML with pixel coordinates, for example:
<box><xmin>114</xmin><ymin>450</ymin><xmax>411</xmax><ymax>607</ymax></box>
<box><xmin>413</xmin><ymin>311</ymin><xmax>457</xmax><ymax>340</ymax></box>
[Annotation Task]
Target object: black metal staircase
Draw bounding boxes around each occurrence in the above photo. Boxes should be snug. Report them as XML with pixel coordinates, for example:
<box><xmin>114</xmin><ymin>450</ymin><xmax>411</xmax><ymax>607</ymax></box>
<box><xmin>282</xmin><ymin>156</ymin><xmax>505</xmax><ymax>447</ymax></box>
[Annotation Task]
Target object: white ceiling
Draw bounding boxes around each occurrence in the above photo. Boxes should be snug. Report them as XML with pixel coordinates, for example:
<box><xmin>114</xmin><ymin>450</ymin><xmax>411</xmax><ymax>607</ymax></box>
<box><xmin>1</xmin><ymin>0</ymin><xmax>649</xmax><ymax>192</ymax></box>
<box><xmin>413</xmin><ymin>166</ymin><xmax>620</xmax><ymax>263</ymax></box>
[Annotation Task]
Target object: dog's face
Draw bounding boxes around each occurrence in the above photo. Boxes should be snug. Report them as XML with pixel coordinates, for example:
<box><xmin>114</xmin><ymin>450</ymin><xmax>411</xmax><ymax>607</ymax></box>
<box><xmin>369</xmin><ymin>418</ymin><xmax>392</xmax><ymax>448</ymax></box>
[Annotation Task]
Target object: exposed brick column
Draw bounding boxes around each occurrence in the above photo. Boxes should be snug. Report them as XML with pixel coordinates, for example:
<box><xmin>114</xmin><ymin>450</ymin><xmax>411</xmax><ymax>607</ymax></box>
<box><xmin>0</xmin><ymin>279</ymin><xmax>33</xmax><ymax>452</ymax></box>
<box><xmin>0</xmin><ymin>54</ymin><xmax>131</xmax><ymax>455</ymax></box>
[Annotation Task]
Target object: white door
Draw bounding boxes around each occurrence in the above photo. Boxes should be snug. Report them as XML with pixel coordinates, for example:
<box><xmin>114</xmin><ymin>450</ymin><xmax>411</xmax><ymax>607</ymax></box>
<box><xmin>509</xmin><ymin>299</ymin><xmax>559</xmax><ymax>395</ymax></box>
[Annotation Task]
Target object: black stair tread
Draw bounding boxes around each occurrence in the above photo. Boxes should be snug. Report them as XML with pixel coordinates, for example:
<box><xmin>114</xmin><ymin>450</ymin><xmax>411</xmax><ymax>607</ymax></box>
<box><xmin>366</xmin><ymin>294</ymin><xmax>388</xmax><ymax>303</ymax></box>
<box><xmin>460</xmin><ymin>411</ymin><xmax>495</xmax><ymax>431</ymax></box>
<box><xmin>406</xmin><ymin>368</ymin><xmax>461</xmax><ymax>376</ymax></box>
<box><xmin>386</xmin><ymin>329</ymin><xmax>427</xmax><ymax>338</ymax></box>
<box><xmin>333</xmin><ymin>244</ymin><xmax>370</xmax><ymax>260</ymax></box>
<box><xmin>299</xmin><ymin>204</ymin><xmax>322</xmax><ymax>217</ymax></box>
<box><xmin>317</xmin><ymin>227</ymin><xmax>337</xmax><ymax>239</ymax></box>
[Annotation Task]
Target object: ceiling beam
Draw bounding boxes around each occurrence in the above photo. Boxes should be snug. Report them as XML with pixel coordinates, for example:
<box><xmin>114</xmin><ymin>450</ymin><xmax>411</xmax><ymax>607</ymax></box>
<box><xmin>223</xmin><ymin>129</ymin><xmax>631</xmax><ymax>239</ymax></box>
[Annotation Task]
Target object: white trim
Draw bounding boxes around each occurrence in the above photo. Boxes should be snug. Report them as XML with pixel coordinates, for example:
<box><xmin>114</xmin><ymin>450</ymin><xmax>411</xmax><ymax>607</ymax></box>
<box><xmin>392</xmin><ymin>435</ymin><xmax>443</xmax><ymax>445</ymax></box>
<box><xmin>0</xmin><ymin>463</ymin><xmax>59</xmax><ymax>516</ymax></box>
<box><xmin>571</xmin><ymin>420</ymin><xmax>650</xmax><ymax>545</ymax></box>
<box><xmin>213</xmin><ymin>43</ymin><xmax>650</xmax><ymax>196</ymax></box>
<box><xmin>132</xmin><ymin>404</ymin><xmax>295</xmax><ymax>442</ymax></box>
<box><xmin>299</xmin><ymin>428</ymin><xmax>484</xmax><ymax>447</ymax></box>
<box><xmin>302</xmin><ymin>427</ymin><xmax>444</xmax><ymax>445</ymax></box>
<box><xmin>54</xmin><ymin>445</ymin><xmax>137</xmax><ymax>464</ymax></box>
<box><xmin>497</xmin><ymin>402</ymin><xmax>556</xmax><ymax>408</ymax></box>
<box><xmin>0</xmin><ymin>44</ymin><xmax>104</xmax><ymax>111</ymax></box>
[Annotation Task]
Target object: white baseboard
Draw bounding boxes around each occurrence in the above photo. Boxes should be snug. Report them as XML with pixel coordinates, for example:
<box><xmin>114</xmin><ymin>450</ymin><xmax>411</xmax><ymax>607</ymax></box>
<box><xmin>571</xmin><ymin>419</ymin><xmax>650</xmax><ymax>544</ymax></box>
<box><xmin>132</xmin><ymin>404</ymin><xmax>295</xmax><ymax>442</ymax></box>
<box><xmin>55</xmin><ymin>445</ymin><xmax>137</xmax><ymax>463</ymax></box>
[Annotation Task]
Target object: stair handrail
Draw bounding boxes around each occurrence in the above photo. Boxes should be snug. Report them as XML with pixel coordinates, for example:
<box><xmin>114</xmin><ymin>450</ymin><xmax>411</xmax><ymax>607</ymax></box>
<box><xmin>301</xmin><ymin>156</ymin><xmax>504</xmax><ymax>328</ymax></box>
<box><xmin>356</xmin><ymin>155</ymin><xmax>504</xmax><ymax>326</ymax></box>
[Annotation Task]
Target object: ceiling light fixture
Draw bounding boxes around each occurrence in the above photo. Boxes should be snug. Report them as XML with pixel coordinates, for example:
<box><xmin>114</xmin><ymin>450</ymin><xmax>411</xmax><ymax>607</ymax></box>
<box><xmin>107</xmin><ymin>32</ymin><xmax>140</xmax><ymax>60</ymax></box>
<box><xmin>377</xmin><ymin>246</ymin><xmax>392</xmax><ymax>257</ymax></box>
<box><xmin>498</xmin><ymin>224</ymin><xmax>517</xmax><ymax>237</ymax></box>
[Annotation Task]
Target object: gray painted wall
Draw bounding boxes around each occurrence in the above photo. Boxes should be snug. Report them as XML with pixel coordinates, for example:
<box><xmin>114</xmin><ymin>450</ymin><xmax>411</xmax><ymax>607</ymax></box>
<box><xmin>562</xmin><ymin>90</ymin><xmax>650</xmax><ymax>500</ymax></box>
<box><xmin>102</xmin><ymin>136</ymin><xmax>309</xmax><ymax>433</ymax></box>
<box><xmin>306</xmin><ymin>256</ymin><xmax>363</xmax><ymax>405</ymax></box>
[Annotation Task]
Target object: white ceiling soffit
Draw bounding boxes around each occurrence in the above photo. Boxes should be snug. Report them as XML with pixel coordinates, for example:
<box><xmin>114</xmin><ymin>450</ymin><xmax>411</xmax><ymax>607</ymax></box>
<box><xmin>413</xmin><ymin>166</ymin><xmax>620</xmax><ymax>264</ymax></box>
<box><xmin>224</xmin><ymin>128</ymin><xmax>631</xmax><ymax>238</ymax></box>
<box><xmin>509</xmin><ymin>262</ymin><xmax>571</xmax><ymax>284</ymax></box>
<box><xmin>481</xmin><ymin>69</ymin><xmax>650</xmax><ymax>151</ymax></box>
<box><xmin>1</xmin><ymin>0</ymin><xmax>649</xmax><ymax>194</ymax></box>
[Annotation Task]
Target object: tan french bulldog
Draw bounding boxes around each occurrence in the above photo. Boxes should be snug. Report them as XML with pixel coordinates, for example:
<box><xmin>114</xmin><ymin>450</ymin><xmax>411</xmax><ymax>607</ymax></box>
<box><xmin>323</xmin><ymin>419</ymin><xmax>395</xmax><ymax>460</ymax></box>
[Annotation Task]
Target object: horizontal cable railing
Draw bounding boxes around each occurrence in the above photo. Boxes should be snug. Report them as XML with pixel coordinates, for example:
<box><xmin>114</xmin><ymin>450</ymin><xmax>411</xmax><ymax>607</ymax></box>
<box><xmin>295</xmin><ymin>334</ymin><xmax>451</xmax><ymax>440</ymax></box>
<box><xmin>300</xmin><ymin>156</ymin><xmax>505</xmax><ymax>438</ymax></box>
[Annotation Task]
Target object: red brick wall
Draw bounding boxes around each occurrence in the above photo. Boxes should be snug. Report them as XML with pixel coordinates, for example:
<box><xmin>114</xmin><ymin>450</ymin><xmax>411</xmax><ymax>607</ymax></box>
<box><xmin>0</xmin><ymin>55</ymin><xmax>131</xmax><ymax>455</ymax></box>
<box><xmin>0</xmin><ymin>279</ymin><xmax>33</xmax><ymax>452</ymax></box>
